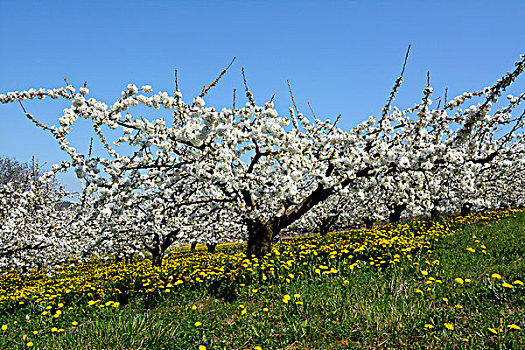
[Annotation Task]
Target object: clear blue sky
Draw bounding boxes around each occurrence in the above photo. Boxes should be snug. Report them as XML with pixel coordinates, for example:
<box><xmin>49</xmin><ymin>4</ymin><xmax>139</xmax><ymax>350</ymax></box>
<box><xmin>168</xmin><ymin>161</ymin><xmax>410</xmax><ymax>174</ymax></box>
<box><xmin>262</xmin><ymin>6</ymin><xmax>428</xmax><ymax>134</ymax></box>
<box><xmin>1</xmin><ymin>0</ymin><xmax>524</xmax><ymax>192</ymax></box>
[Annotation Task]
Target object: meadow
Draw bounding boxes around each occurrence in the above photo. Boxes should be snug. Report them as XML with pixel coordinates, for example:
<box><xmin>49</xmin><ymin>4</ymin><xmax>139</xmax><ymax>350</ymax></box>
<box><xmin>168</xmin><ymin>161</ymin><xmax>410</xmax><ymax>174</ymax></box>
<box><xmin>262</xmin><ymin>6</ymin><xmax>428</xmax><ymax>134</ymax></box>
<box><xmin>1</xmin><ymin>208</ymin><xmax>524</xmax><ymax>349</ymax></box>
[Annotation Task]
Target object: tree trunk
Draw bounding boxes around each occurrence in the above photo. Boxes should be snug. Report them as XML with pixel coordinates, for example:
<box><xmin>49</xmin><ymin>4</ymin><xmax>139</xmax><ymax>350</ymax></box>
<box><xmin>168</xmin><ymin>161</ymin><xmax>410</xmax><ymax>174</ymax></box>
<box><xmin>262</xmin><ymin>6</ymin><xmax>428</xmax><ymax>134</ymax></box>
<box><xmin>389</xmin><ymin>203</ymin><xmax>407</xmax><ymax>224</ymax></box>
<box><xmin>363</xmin><ymin>218</ymin><xmax>374</xmax><ymax>229</ymax></box>
<box><xmin>431</xmin><ymin>208</ymin><xmax>440</xmax><ymax>219</ymax></box>
<box><xmin>460</xmin><ymin>203</ymin><xmax>471</xmax><ymax>216</ymax></box>
<box><xmin>319</xmin><ymin>224</ymin><xmax>329</xmax><ymax>236</ymax></box>
<box><xmin>206</xmin><ymin>243</ymin><xmax>217</xmax><ymax>253</ymax></box>
<box><xmin>151</xmin><ymin>251</ymin><xmax>162</xmax><ymax>267</ymax></box>
<box><xmin>190</xmin><ymin>242</ymin><xmax>198</xmax><ymax>252</ymax></box>
<box><xmin>246</xmin><ymin>219</ymin><xmax>275</xmax><ymax>258</ymax></box>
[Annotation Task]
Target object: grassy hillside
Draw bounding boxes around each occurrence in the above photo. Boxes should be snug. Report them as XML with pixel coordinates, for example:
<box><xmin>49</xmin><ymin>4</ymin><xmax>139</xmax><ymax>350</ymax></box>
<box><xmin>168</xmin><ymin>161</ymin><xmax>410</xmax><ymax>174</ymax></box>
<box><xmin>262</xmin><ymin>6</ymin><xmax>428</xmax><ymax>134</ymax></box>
<box><xmin>1</xmin><ymin>209</ymin><xmax>524</xmax><ymax>349</ymax></box>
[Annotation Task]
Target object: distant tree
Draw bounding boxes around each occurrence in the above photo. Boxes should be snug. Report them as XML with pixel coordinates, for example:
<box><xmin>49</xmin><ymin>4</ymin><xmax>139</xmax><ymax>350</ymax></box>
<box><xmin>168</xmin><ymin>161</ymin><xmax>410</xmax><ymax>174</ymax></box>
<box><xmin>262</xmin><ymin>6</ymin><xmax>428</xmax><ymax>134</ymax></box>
<box><xmin>0</xmin><ymin>156</ymin><xmax>46</xmax><ymax>188</ymax></box>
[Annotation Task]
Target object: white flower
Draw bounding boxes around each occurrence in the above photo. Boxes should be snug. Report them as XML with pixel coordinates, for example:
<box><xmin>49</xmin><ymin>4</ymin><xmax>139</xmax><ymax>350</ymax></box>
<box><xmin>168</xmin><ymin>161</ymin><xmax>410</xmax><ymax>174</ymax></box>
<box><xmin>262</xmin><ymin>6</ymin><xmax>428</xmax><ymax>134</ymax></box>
<box><xmin>193</xmin><ymin>96</ymin><xmax>205</xmax><ymax>107</ymax></box>
<box><xmin>126</xmin><ymin>84</ymin><xmax>139</xmax><ymax>95</ymax></box>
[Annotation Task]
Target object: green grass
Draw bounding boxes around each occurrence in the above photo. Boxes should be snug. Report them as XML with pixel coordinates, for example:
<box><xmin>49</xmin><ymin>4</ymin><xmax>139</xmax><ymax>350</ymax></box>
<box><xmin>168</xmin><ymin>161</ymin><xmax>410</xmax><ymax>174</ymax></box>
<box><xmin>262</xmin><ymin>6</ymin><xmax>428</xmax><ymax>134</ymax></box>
<box><xmin>1</xmin><ymin>210</ymin><xmax>524</xmax><ymax>349</ymax></box>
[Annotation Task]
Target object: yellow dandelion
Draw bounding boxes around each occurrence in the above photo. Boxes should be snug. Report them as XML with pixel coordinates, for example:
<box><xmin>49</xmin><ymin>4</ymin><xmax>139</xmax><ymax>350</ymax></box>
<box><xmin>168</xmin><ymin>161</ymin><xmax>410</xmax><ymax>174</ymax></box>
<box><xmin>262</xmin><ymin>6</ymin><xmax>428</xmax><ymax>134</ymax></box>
<box><xmin>198</xmin><ymin>346</ymin><xmax>206</xmax><ymax>350</ymax></box>
<box><xmin>194</xmin><ymin>321</ymin><xmax>202</xmax><ymax>327</ymax></box>
<box><xmin>421</xmin><ymin>270</ymin><xmax>429</xmax><ymax>276</ymax></box>
<box><xmin>514</xmin><ymin>280</ymin><xmax>524</xmax><ymax>286</ymax></box>
<box><xmin>27</xmin><ymin>342</ymin><xmax>34</xmax><ymax>347</ymax></box>
<box><xmin>491</xmin><ymin>273</ymin><xmax>502</xmax><ymax>279</ymax></box>
<box><xmin>502</xmin><ymin>282</ymin><xmax>513</xmax><ymax>288</ymax></box>
<box><xmin>508</xmin><ymin>324</ymin><xmax>521</xmax><ymax>330</ymax></box>
<box><xmin>424</xmin><ymin>324</ymin><xmax>434</xmax><ymax>329</ymax></box>
<box><xmin>454</xmin><ymin>277</ymin><xmax>464</xmax><ymax>284</ymax></box>
<box><xmin>444</xmin><ymin>323</ymin><xmax>454</xmax><ymax>330</ymax></box>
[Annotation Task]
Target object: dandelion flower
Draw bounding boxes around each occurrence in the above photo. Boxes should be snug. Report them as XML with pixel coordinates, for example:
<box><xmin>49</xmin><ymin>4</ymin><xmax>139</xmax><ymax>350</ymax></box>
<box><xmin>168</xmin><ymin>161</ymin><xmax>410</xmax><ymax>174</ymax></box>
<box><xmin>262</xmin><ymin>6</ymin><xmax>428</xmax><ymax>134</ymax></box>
<box><xmin>2</xmin><ymin>325</ymin><xmax>7</xmax><ymax>331</ymax></box>
<box><xmin>508</xmin><ymin>324</ymin><xmax>521</xmax><ymax>330</ymax></box>
<box><xmin>491</xmin><ymin>273</ymin><xmax>502</xmax><ymax>279</ymax></box>
<box><xmin>27</xmin><ymin>342</ymin><xmax>34</xmax><ymax>347</ymax></box>
<box><xmin>502</xmin><ymin>282</ymin><xmax>513</xmax><ymax>288</ymax></box>
<box><xmin>454</xmin><ymin>277</ymin><xmax>464</xmax><ymax>284</ymax></box>
<box><xmin>424</xmin><ymin>324</ymin><xmax>434</xmax><ymax>329</ymax></box>
<box><xmin>444</xmin><ymin>323</ymin><xmax>454</xmax><ymax>330</ymax></box>
<box><xmin>198</xmin><ymin>346</ymin><xmax>206</xmax><ymax>350</ymax></box>
<box><xmin>194</xmin><ymin>322</ymin><xmax>202</xmax><ymax>327</ymax></box>
<box><xmin>421</xmin><ymin>270</ymin><xmax>428</xmax><ymax>276</ymax></box>
<box><xmin>513</xmin><ymin>280</ymin><xmax>524</xmax><ymax>286</ymax></box>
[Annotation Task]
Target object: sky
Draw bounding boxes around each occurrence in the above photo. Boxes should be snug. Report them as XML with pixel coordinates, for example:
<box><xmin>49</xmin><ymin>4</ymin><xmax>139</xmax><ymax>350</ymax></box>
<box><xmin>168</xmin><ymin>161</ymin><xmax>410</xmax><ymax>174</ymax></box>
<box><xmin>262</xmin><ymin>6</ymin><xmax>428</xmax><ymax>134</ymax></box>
<box><xmin>1</xmin><ymin>0</ymin><xmax>524</xmax><ymax>193</ymax></box>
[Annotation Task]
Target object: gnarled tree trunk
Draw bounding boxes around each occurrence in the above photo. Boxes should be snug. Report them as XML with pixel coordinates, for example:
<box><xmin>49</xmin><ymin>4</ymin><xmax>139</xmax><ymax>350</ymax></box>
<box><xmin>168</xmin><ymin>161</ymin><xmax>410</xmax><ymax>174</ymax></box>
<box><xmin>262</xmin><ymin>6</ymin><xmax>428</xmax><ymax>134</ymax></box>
<box><xmin>389</xmin><ymin>203</ymin><xmax>407</xmax><ymax>224</ymax></box>
<box><xmin>460</xmin><ymin>203</ymin><xmax>471</xmax><ymax>216</ymax></box>
<box><xmin>206</xmin><ymin>243</ymin><xmax>217</xmax><ymax>253</ymax></box>
<box><xmin>363</xmin><ymin>218</ymin><xmax>374</xmax><ymax>229</ymax></box>
<box><xmin>246</xmin><ymin>219</ymin><xmax>276</xmax><ymax>258</ymax></box>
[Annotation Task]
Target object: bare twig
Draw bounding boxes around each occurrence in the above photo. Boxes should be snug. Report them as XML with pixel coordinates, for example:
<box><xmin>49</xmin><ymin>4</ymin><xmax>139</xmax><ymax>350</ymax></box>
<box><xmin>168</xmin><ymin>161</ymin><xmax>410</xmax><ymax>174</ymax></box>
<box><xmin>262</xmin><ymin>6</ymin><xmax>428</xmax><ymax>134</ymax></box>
<box><xmin>88</xmin><ymin>137</ymin><xmax>94</xmax><ymax>159</ymax></box>
<box><xmin>233</xmin><ymin>88</ymin><xmax>236</xmax><ymax>109</ymax></box>
<box><xmin>174</xmin><ymin>68</ymin><xmax>179</xmax><ymax>93</ymax></box>
<box><xmin>242</xmin><ymin>67</ymin><xmax>256</xmax><ymax>105</ymax></box>
<box><xmin>200</xmin><ymin>56</ymin><xmax>236</xmax><ymax>98</ymax></box>
<box><xmin>381</xmin><ymin>44</ymin><xmax>411</xmax><ymax>119</ymax></box>
<box><xmin>287</xmin><ymin>80</ymin><xmax>299</xmax><ymax>114</ymax></box>
<box><xmin>307</xmin><ymin>101</ymin><xmax>316</xmax><ymax>119</ymax></box>
<box><xmin>17</xmin><ymin>100</ymin><xmax>56</xmax><ymax>135</ymax></box>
